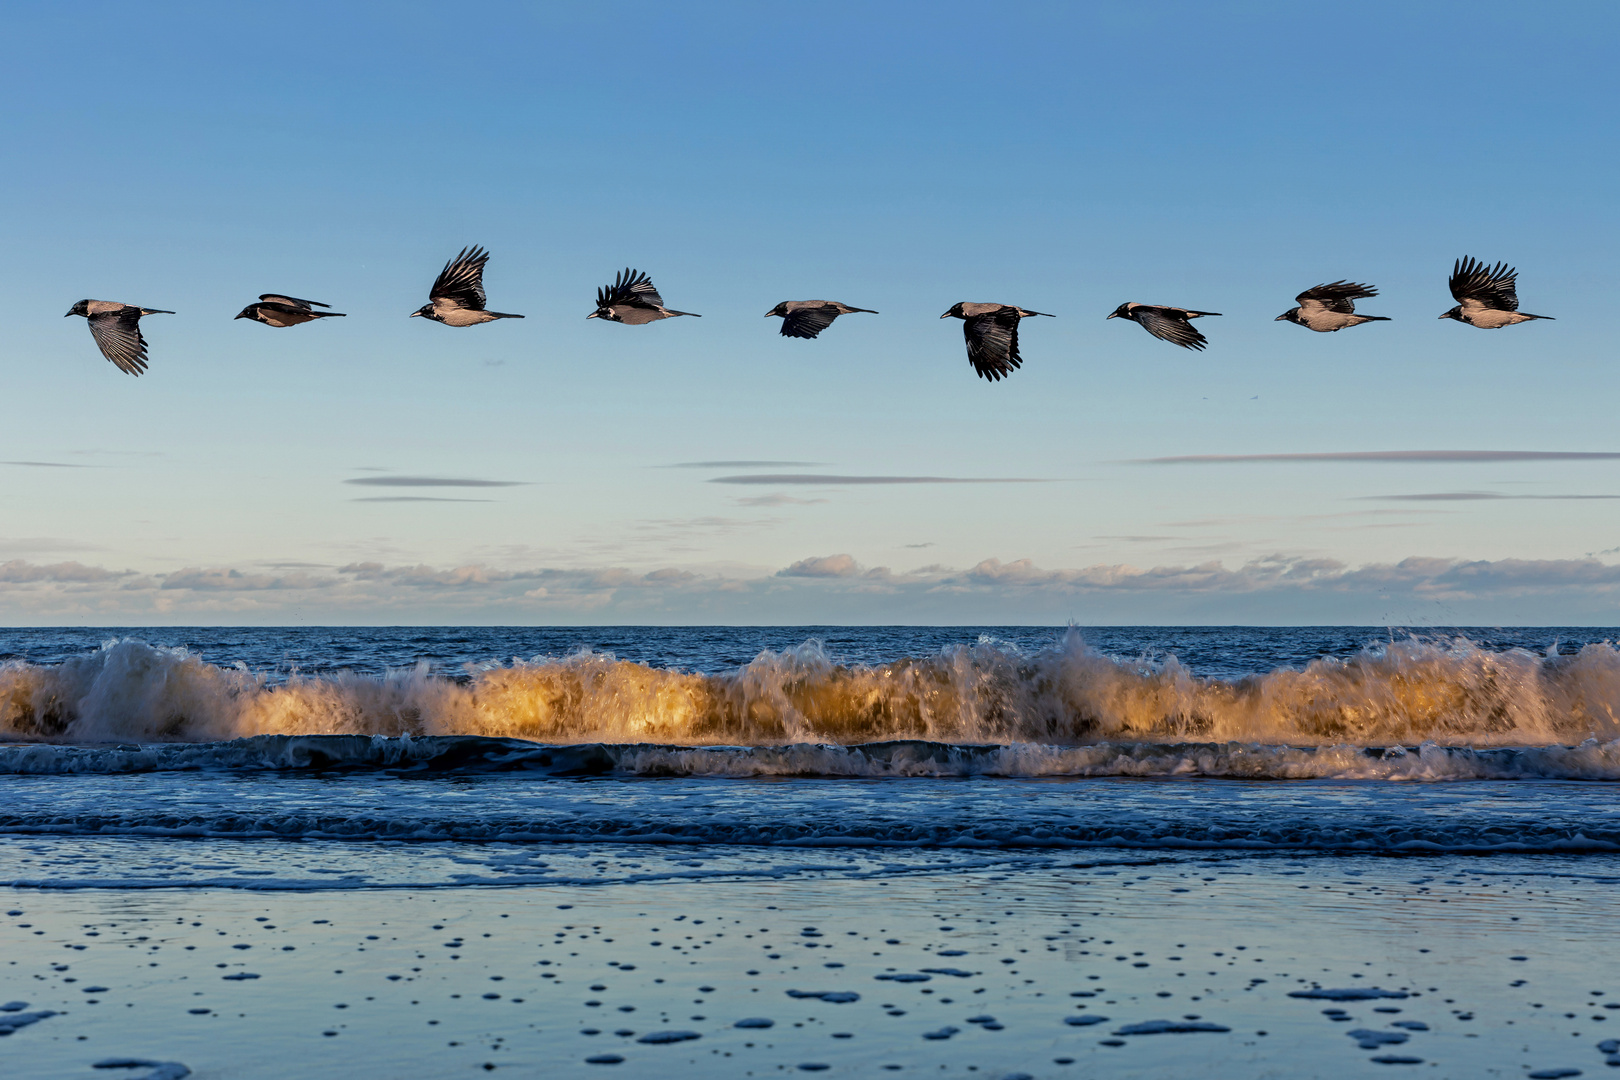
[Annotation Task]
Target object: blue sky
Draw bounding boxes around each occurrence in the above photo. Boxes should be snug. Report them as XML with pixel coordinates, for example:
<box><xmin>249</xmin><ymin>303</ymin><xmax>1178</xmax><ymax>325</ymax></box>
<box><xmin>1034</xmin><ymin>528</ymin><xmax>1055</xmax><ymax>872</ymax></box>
<box><xmin>3</xmin><ymin>1</ymin><xmax>1619</xmax><ymax>624</ymax></box>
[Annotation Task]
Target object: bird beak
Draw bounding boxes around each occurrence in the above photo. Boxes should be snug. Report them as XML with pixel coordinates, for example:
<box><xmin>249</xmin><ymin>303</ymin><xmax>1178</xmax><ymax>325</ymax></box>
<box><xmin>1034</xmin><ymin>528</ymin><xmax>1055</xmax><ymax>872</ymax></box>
<box><xmin>1274</xmin><ymin>314</ymin><xmax>1287</xmax><ymax>321</ymax></box>
<box><xmin>938</xmin><ymin>312</ymin><xmax>950</xmax><ymax>319</ymax></box>
<box><xmin>63</xmin><ymin>311</ymin><xmax>73</xmax><ymax>317</ymax></box>
<box><xmin>409</xmin><ymin>310</ymin><xmax>421</xmax><ymax>317</ymax></box>
<box><xmin>586</xmin><ymin>312</ymin><xmax>598</xmax><ymax>319</ymax></box>
<box><xmin>1106</xmin><ymin>312</ymin><xmax>1118</xmax><ymax>319</ymax></box>
<box><xmin>763</xmin><ymin>312</ymin><xmax>773</xmax><ymax>318</ymax></box>
<box><xmin>234</xmin><ymin>312</ymin><xmax>247</xmax><ymax>320</ymax></box>
<box><xmin>1436</xmin><ymin>313</ymin><xmax>1447</xmax><ymax>319</ymax></box>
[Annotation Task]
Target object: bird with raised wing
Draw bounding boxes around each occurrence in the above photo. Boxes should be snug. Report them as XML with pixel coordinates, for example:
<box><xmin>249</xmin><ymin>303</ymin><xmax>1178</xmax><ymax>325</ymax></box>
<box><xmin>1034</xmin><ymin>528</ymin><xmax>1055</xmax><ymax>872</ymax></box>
<box><xmin>1440</xmin><ymin>257</ymin><xmax>1553</xmax><ymax>328</ymax></box>
<box><xmin>236</xmin><ymin>294</ymin><xmax>347</xmax><ymax>327</ymax></box>
<box><xmin>940</xmin><ymin>303</ymin><xmax>1053</xmax><ymax>381</ymax></box>
<box><xmin>411</xmin><ymin>246</ymin><xmax>524</xmax><ymax>325</ymax></box>
<box><xmin>765</xmin><ymin>300</ymin><xmax>878</xmax><ymax>339</ymax></box>
<box><xmin>1276</xmin><ymin>281</ymin><xmax>1390</xmax><ymax>332</ymax></box>
<box><xmin>588</xmin><ymin>268</ymin><xmax>699</xmax><ymax>323</ymax></box>
<box><xmin>1107</xmin><ymin>302</ymin><xmax>1221</xmax><ymax>350</ymax></box>
<box><xmin>65</xmin><ymin>300</ymin><xmax>173</xmax><ymax>376</ymax></box>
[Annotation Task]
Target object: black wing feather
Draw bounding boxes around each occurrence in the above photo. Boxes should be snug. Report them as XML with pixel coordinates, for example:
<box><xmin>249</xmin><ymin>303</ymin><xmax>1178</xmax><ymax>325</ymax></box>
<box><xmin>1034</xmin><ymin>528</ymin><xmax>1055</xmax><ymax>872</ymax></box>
<box><xmin>86</xmin><ymin>309</ymin><xmax>149</xmax><ymax>376</ymax></box>
<box><xmin>258</xmin><ymin>294</ymin><xmax>329</xmax><ymax>309</ymax></box>
<box><xmin>430</xmin><ymin>246</ymin><xmax>490</xmax><ymax>311</ymax></box>
<box><xmin>597</xmin><ymin>268</ymin><xmax>664</xmax><ymax>310</ymax></box>
<box><xmin>1135</xmin><ymin>308</ymin><xmax>1209</xmax><ymax>350</ymax></box>
<box><xmin>1296</xmin><ymin>280</ymin><xmax>1377</xmax><ymax>314</ymax></box>
<box><xmin>1449</xmin><ymin>257</ymin><xmax>1520</xmax><ymax>311</ymax></box>
<box><xmin>780</xmin><ymin>306</ymin><xmax>840</xmax><ymax>339</ymax></box>
<box><xmin>963</xmin><ymin>309</ymin><xmax>1023</xmax><ymax>380</ymax></box>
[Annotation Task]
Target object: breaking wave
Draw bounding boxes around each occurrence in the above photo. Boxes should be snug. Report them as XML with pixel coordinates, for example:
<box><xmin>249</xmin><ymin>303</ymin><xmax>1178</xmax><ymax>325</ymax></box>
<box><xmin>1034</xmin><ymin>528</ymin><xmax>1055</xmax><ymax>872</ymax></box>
<box><xmin>3</xmin><ymin>630</ymin><xmax>1620</xmax><ymax>749</ymax></box>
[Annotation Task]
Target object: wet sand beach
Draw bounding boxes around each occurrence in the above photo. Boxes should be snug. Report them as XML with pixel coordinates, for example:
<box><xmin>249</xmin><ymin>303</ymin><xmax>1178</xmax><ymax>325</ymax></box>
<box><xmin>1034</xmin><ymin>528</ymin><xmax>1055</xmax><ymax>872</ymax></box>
<box><xmin>5</xmin><ymin>849</ymin><xmax>1618</xmax><ymax>1079</ymax></box>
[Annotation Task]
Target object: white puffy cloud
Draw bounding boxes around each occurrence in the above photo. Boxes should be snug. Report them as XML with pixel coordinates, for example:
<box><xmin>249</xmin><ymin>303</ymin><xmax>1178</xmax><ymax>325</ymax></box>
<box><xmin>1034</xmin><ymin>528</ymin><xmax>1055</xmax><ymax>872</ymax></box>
<box><xmin>778</xmin><ymin>554</ymin><xmax>862</xmax><ymax>578</ymax></box>
<box><xmin>5</xmin><ymin>552</ymin><xmax>1620</xmax><ymax>624</ymax></box>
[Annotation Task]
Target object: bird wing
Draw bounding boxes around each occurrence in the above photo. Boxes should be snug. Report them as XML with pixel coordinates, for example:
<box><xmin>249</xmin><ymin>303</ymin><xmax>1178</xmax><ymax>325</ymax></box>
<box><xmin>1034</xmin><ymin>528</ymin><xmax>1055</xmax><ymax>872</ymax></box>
<box><xmin>258</xmin><ymin>294</ymin><xmax>328</xmax><ymax>309</ymax></box>
<box><xmin>1295</xmin><ymin>281</ymin><xmax>1375</xmax><ymax>314</ymax></box>
<box><xmin>429</xmin><ymin>246</ymin><xmax>490</xmax><ymax>311</ymax></box>
<box><xmin>1449</xmin><ymin>257</ymin><xmax>1519</xmax><ymax>311</ymax></box>
<box><xmin>86</xmin><ymin>308</ymin><xmax>149</xmax><ymax>375</ymax></box>
<box><xmin>597</xmin><ymin>268</ymin><xmax>664</xmax><ymax>310</ymax></box>
<box><xmin>1135</xmin><ymin>308</ymin><xmax>1209</xmax><ymax>350</ymax></box>
<box><xmin>780</xmin><ymin>306</ymin><xmax>839</xmax><ymax>339</ymax></box>
<box><xmin>964</xmin><ymin>309</ymin><xmax>1022</xmax><ymax>380</ymax></box>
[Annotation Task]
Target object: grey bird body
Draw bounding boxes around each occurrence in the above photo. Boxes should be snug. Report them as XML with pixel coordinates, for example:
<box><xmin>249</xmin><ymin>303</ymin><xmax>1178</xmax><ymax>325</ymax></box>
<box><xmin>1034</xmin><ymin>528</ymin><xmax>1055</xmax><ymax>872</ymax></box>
<box><xmin>1440</xmin><ymin>257</ymin><xmax>1552</xmax><ymax>328</ymax></box>
<box><xmin>236</xmin><ymin>294</ymin><xmax>347</xmax><ymax>327</ymax></box>
<box><xmin>65</xmin><ymin>299</ymin><xmax>173</xmax><ymax>376</ymax></box>
<box><xmin>940</xmin><ymin>302</ymin><xmax>1052</xmax><ymax>381</ymax></box>
<box><xmin>1107</xmin><ymin>302</ymin><xmax>1221</xmax><ymax>350</ymax></box>
<box><xmin>589</xmin><ymin>269</ymin><xmax>699</xmax><ymax>323</ymax></box>
<box><xmin>1276</xmin><ymin>281</ymin><xmax>1389</xmax><ymax>332</ymax></box>
<box><xmin>765</xmin><ymin>300</ymin><xmax>878</xmax><ymax>339</ymax></box>
<box><xmin>411</xmin><ymin>246</ymin><xmax>524</xmax><ymax>325</ymax></box>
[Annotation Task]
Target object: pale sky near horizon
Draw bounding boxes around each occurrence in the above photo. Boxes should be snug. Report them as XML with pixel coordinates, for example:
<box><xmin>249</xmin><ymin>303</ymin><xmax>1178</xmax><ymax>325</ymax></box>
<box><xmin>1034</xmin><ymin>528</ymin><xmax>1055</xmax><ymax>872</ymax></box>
<box><xmin>3</xmin><ymin>1</ymin><xmax>1620</xmax><ymax>625</ymax></box>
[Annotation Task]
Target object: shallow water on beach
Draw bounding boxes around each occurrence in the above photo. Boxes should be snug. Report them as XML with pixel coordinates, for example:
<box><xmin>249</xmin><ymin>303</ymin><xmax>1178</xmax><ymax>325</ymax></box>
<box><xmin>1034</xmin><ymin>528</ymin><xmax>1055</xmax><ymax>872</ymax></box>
<box><xmin>3</xmin><ymin>626</ymin><xmax>1619</xmax><ymax>1078</ymax></box>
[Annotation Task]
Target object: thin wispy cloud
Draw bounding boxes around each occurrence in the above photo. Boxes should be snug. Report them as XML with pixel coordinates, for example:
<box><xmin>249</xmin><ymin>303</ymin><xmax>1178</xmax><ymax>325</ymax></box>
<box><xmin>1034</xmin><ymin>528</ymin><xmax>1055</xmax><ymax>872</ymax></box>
<box><xmin>351</xmin><ymin>496</ymin><xmax>495</xmax><ymax>503</ymax></box>
<box><xmin>1363</xmin><ymin>492</ymin><xmax>1620</xmax><ymax>502</ymax></box>
<box><xmin>664</xmin><ymin>460</ymin><xmax>824</xmax><ymax>469</ymax></box>
<box><xmin>2</xmin><ymin>460</ymin><xmax>92</xmax><ymax>468</ymax></box>
<box><xmin>733</xmin><ymin>494</ymin><xmax>829</xmax><ymax>507</ymax></box>
<box><xmin>710</xmin><ymin>474</ymin><xmax>1049</xmax><ymax>486</ymax></box>
<box><xmin>1133</xmin><ymin>451</ymin><xmax>1620</xmax><ymax>465</ymax></box>
<box><xmin>344</xmin><ymin>476</ymin><xmax>525</xmax><ymax>488</ymax></box>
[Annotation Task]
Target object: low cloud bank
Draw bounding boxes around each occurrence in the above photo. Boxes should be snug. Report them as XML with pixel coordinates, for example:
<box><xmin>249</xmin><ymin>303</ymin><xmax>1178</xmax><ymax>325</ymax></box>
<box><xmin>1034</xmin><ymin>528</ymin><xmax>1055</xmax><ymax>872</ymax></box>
<box><xmin>5</xmin><ymin>552</ymin><xmax>1620</xmax><ymax>624</ymax></box>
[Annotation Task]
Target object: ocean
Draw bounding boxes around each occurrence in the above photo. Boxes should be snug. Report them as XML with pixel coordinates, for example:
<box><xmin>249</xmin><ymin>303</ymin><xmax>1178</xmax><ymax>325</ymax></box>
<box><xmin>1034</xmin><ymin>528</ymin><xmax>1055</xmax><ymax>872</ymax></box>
<box><xmin>3</xmin><ymin>626</ymin><xmax>1619</xmax><ymax>1079</ymax></box>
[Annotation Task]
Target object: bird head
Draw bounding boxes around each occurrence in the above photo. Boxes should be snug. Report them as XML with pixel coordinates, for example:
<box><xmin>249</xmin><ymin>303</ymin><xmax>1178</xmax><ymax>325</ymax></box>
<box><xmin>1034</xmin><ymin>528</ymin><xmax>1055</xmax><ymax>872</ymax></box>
<box><xmin>1275</xmin><ymin>309</ymin><xmax>1299</xmax><ymax>323</ymax></box>
<box><xmin>1106</xmin><ymin>303</ymin><xmax>1132</xmax><ymax>320</ymax></box>
<box><xmin>940</xmin><ymin>303</ymin><xmax>965</xmax><ymax>320</ymax></box>
<box><xmin>410</xmin><ymin>304</ymin><xmax>435</xmax><ymax>320</ymax></box>
<box><xmin>587</xmin><ymin>305</ymin><xmax>615</xmax><ymax>321</ymax></box>
<box><xmin>765</xmin><ymin>303</ymin><xmax>788</xmax><ymax>318</ymax></box>
<box><xmin>1438</xmin><ymin>306</ymin><xmax>1464</xmax><ymax>322</ymax></box>
<box><xmin>65</xmin><ymin>300</ymin><xmax>90</xmax><ymax>318</ymax></box>
<box><xmin>234</xmin><ymin>306</ymin><xmax>258</xmax><ymax>321</ymax></box>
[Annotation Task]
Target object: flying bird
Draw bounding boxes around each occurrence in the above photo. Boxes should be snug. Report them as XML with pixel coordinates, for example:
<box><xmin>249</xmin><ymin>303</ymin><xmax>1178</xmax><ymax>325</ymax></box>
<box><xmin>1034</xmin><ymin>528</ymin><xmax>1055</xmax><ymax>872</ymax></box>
<box><xmin>64</xmin><ymin>300</ymin><xmax>173</xmax><ymax>376</ymax></box>
<box><xmin>588</xmin><ymin>268</ymin><xmax>699</xmax><ymax>323</ymax></box>
<box><xmin>411</xmin><ymin>246</ymin><xmax>524</xmax><ymax>325</ymax></box>
<box><xmin>235</xmin><ymin>294</ymin><xmax>347</xmax><ymax>327</ymax></box>
<box><xmin>940</xmin><ymin>303</ymin><xmax>1053</xmax><ymax>381</ymax></box>
<box><xmin>1275</xmin><ymin>281</ymin><xmax>1390</xmax><ymax>332</ymax></box>
<box><xmin>765</xmin><ymin>300</ymin><xmax>878</xmax><ymax>339</ymax></box>
<box><xmin>1107</xmin><ymin>303</ymin><xmax>1221</xmax><ymax>351</ymax></box>
<box><xmin>1440</xmin><ymin>257</ymin><xmax>1553</xmax><ymax>328</ymax></box>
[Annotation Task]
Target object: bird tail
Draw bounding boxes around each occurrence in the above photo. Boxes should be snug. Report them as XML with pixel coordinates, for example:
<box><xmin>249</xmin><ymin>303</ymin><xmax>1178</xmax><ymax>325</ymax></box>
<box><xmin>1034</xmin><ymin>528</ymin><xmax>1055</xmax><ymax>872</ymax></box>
<box><xmin>666</xmin><ymin>309</ymin><xmax>702</xmax><ymax>318</ymax></box>
<box><xmin>1186</xmin><ymin>310</ymin><xmax>1222</xmax><ymax>318</ymax></box>
<box><xmin>140</xmin><ymin>308</ymin><xmax>175</xmax><ymax>315</ymax></box>
<box><xmin>848</xmin><ymin>307</ymin><xmax>879</xmax><ymax>314</ymax></box>
<box><xmin>1523</xmin><ymin>313</ymin><xmax>1555</xmax><ymax>321</ymax></box>
<box><xmin>312</xmin><ymin>311</ymin><xmax>348</xmax><ymax>318</ymax></box>
<box><xmin>1361</xmin><ymin>316</ymin><xmax>1392</xmax><ymax>322</ymax></box>
<box><xmin>487</xmin><ymin>312</ymin><xmax>525</xmax><ymax>319</ymax></box>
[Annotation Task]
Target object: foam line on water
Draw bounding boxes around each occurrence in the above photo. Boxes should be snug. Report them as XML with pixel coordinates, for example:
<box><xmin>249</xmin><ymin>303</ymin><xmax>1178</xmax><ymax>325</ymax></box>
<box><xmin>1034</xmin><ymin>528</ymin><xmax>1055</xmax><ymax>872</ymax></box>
<box><xmin>4</xmin><ymin>733</ymin><xmax>1620</xmax><ymax>780</ymax></box>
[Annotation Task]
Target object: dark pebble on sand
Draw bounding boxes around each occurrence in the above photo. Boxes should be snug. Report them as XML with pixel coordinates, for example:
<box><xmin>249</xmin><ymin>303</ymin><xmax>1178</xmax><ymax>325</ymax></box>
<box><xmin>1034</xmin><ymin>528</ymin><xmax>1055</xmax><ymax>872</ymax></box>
<box><xmin>636</xmin><ymin>1031</ymin><xmax>700</xmax><ymax>1044</ymax></box>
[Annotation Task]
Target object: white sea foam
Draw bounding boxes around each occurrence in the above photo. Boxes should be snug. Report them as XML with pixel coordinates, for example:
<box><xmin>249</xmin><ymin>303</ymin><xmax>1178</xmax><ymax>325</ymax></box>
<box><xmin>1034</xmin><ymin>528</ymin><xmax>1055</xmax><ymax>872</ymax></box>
<box><xmin>5</xmin><ymin>632</ymin><xmax>1620</xmax><ymax>749</ymax></box>
<box><xmin>3</xmin><ymin>733</ymin><xmax>1620</xmax><ymax>781</ymax></box>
